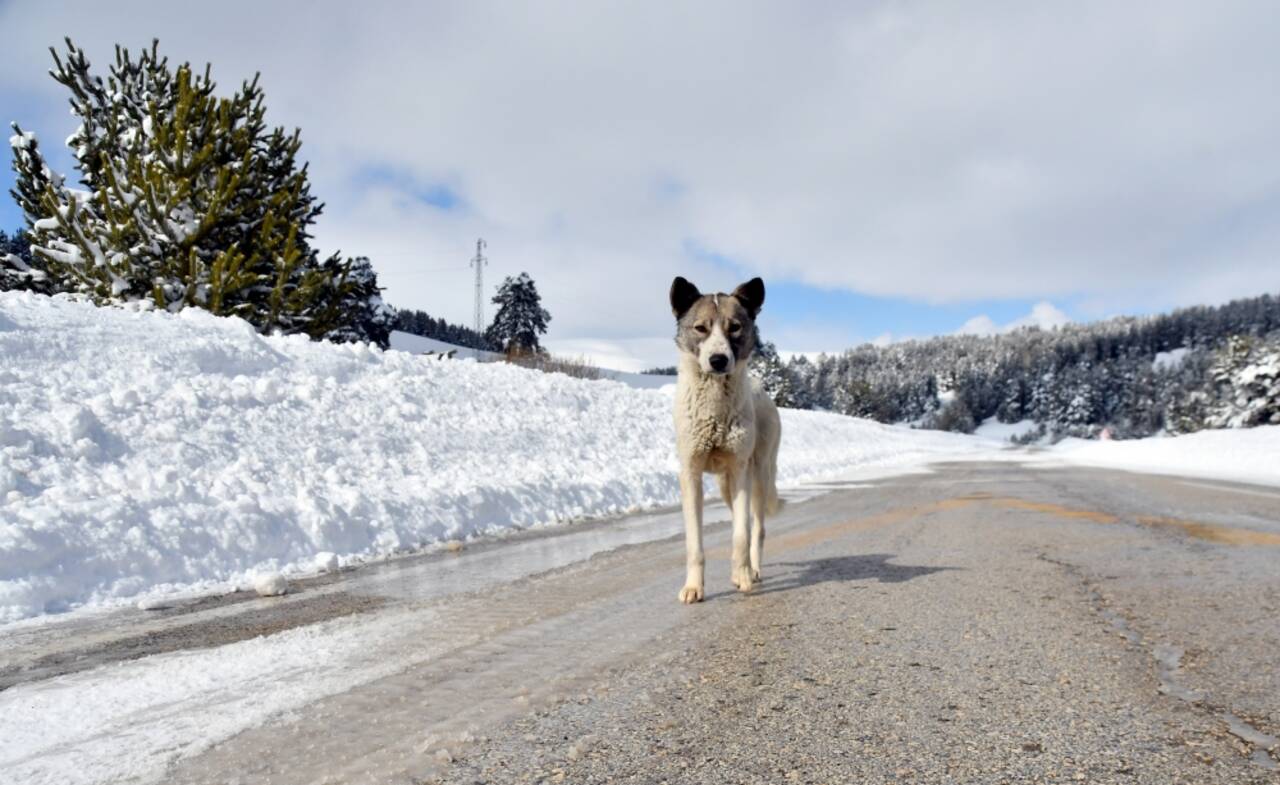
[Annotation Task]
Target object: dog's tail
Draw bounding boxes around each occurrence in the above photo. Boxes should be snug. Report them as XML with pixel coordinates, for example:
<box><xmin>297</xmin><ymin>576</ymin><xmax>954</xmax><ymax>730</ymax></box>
<box><xmin>767</xmin><ymin>487</ymin><xmax>784</xmax><ymax>516</ymax></box>
<box><xmin>765</xmin><ymin>473</ymin><xmax>783</xmax><ymax>515</ymax></box>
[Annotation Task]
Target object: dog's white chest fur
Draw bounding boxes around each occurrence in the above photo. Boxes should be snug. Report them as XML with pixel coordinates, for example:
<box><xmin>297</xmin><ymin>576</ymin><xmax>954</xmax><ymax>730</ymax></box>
<box><xmin>673</xmin><ymin>359</ymin><xmax>755</xmax><ymax>458</ymax></box>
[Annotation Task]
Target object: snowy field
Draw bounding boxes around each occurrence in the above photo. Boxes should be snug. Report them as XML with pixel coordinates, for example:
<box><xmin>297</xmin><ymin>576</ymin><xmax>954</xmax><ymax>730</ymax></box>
<box><xmin>389</xmin><ymin>329</ymin><xmax>675</xmax><ymax>389</ymax></box>
<box><xmin>0</xmin><ymin>292</ymin><xmax>992</xmax><ymax>623</ymax></box>
<box><xmin>1044</xmin><ymin>426</ymin><xmax>1280</xmax><ymax>487</ymax></box>
<box><xmin>388</xmin><ymin>329</ymin><xmax>500</xmax><ymax>360</ymax></box>
<box><xmin>973</xmin><ymin>417</ymin><xmax>1039</xmax><ymax>442</ymax></box>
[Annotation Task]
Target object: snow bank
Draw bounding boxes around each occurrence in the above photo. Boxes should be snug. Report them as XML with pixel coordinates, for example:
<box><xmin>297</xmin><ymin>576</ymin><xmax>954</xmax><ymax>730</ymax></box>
<box><xmin>0</xmin><ymin>292</ymin><xmax>987</xmax><ymax>622</ymax></box>
<box><xmin>1046</xmin><ymin>426</ymin><xmax>1280</xmax><ymax>487</ymax></box>
<box><xmin>973</xmin><ymin>417</ymin><xmax>1039</xmax><ymax>443</ymax></box>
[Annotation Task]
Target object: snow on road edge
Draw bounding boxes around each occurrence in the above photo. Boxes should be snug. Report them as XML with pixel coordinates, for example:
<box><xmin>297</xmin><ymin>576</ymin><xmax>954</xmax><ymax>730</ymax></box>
<box><xmin>1040</xmin><ymin>426</ymin><xmax>1280</xmax><ymax>487</ymax></box>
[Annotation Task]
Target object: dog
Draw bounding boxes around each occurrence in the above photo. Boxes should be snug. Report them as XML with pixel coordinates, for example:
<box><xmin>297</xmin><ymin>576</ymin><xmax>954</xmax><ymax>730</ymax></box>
<box><xmin>669</xmin><ymin>276</ymin><xmax>782</xmax><ymax>603</ymax></box>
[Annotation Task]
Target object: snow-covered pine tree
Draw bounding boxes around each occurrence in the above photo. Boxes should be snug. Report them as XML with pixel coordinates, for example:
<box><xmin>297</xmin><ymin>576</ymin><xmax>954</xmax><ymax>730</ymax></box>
<box><xmin>0</xmin><ymin>228</ymin><xmax>49</xmax><ymax>293</ymax></box>
<box><xmin>830</xmin><ymin>384</ymin><xmax>858</xmax><ymax>417</ymax></box>
<box><xmin>1205</xmin><ymin>334</ymin><xmax>1280</xmax><ymax>428</ymax></box>
<box><xmin>1055</xmin><ymin>363</ymin><xmax>1100</xmax><ymax>436</ymax></box>
<box><xmin>1164</xmin><ymin>390</ymin><xmax>1209</xmax><ymax>435</ymax></box>
<box><xmin>995</xmin><ymin>375</ymin><xmax>1029</xmax><ymax>423</ymax></box>
<box><xmin>1116</xmin><ymin>361</ymin><xmax>1161</xmax><ymax>437</ymax></box>
<box><xmin>318</xmin><ymin>256</ymin><xmax>393</xmax><ymax>347</ymax></box>
<box><xmin>750</xmin><ymin>340</ymin><xmax>793</xmax><ymax>407</ymax></box>
<box><xmin>486</xmin><ymin>272</ymin><xmax>550</xmax><ymax>354</ymax></box>
<box><xmin>782</xmin><ymin>355</ymin><xmax>810</xmax><ymax>409</ymax></box>
<box><xmin>9</xmin><ymin>39</ymin><xmax>386</xmax><ymax>345</ymax></box>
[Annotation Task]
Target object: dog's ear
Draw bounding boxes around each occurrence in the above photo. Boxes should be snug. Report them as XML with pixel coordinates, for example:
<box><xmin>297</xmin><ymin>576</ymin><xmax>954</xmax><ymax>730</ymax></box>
<box><xmin>670</xmin><ymin>276</ymin><xmax>701</xmax><ymax>319</ymax></box>
<box><xmin>732</xmin><ymin>277</ymin><xmax>765</xmax><ymax>318</ymax></box>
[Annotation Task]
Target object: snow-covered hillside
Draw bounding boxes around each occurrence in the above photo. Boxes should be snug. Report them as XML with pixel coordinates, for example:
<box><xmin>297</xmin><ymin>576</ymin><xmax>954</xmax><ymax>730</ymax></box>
<box><xmin>388</xmin><ymin>330</ymin><xmax>675</xmax><ymax>390</ymax></box>
<box><xmin>388</xmin><ymin>330</ymin><xmax>499</xmax><ymax>360</ymax></box>
<box><xmin>0</xmin><ymin>293</ymin><xmax>989</xmax><ymax>622</ymax></box>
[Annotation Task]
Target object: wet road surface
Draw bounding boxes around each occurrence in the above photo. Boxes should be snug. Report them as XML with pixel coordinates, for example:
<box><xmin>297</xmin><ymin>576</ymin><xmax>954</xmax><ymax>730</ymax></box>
<box><xmin>2</xmin><ymin>462</ymin><xmax>1278</xmax><ymax>784</ymax></box>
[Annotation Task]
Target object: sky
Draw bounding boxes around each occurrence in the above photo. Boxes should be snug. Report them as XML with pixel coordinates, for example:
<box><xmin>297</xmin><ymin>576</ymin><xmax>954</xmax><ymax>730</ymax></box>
<box><xmin>2</xmin><ymin>1</ymin><xmax>1278</xmax><ymax>371</ymax></box>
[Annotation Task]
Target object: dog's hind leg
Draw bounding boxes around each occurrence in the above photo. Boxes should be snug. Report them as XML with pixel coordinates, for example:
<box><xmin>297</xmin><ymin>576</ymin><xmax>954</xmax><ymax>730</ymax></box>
<box><xmin>749</xmin><ymin>458</ymin><xmax>766</xmax><ymax>582</ymax></box>
<box><xmin>678</xmin><ymin>464</ymin><xmax>705</xmax><ymax>604</ymax></box>
<box><xmin>727</xmin><ymin>464</ymin><xmax>755</xmax><ymax>592</ymax></box>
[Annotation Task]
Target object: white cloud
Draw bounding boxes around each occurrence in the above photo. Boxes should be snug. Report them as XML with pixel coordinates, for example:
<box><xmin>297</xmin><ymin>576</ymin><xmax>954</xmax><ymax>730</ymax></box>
<box><xmin>2</xmin><ymin>1</ymin><xmax>1277</xmax><ymax>346</ymax></box>
<box><xmin>955</xmin><ymin>315</ymin><xmax>1000</xmax><ymax>336</ymax></box>
<box><xmin>955</xmin><ymin>301</ymin><xmax>1071</xmax><ymax>336</ymax></box>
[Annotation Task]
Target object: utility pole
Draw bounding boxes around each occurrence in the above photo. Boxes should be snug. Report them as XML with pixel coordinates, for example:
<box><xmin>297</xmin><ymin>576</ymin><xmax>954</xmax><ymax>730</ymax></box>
<box><xmin>470</xmin><ymin>238</ymin><xmax>487</xmax><ymax>358</ymax></box>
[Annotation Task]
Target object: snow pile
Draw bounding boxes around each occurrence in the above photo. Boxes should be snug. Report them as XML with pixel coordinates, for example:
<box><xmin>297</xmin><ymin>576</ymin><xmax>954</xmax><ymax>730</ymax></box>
<box><xmin>1152</xmin><ymin>347</ymin><xmax>1191</xmax><ymax>371</ymax></box>
<box><xmin>1046</xmin><ymin>426</ymin><xmax>1280</xmax><ymax>487</ymax></box>
<box><xmin>973</xmin><ymin>417</ymin><xmax>1039</xmax><ymax>443</ymax></box>
<box><xmin>0</xmin><ymin>292</ymin><xmax>988</xmax><ymax>621</ymax></box>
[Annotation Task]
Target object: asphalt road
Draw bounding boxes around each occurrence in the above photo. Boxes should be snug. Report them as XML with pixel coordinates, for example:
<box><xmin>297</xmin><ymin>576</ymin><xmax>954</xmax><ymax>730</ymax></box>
<box><xmin>4</xmin><ymin>461</ymin><xmax>1279</xmax><ymax>784</ymax></box>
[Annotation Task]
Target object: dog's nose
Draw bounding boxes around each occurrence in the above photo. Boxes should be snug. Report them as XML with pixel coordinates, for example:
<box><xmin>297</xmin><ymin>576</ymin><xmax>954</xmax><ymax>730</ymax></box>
<box><xmin>709</xmin><ymin>353</ymin><xmax>729</xmax><ymax>372</ymax></box>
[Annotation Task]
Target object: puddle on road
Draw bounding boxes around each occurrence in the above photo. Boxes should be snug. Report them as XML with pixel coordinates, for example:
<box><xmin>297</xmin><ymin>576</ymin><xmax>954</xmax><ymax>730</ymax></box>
<box><xmin>1150</xmin><ymin>643</ymin><xmax>1204</xmax><ymax>703</ymax></box>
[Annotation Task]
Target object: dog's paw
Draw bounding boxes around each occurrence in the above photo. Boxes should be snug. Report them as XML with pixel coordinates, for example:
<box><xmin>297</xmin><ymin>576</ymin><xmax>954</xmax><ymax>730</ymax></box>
<box><xmin>678</xmin><ymin>584</ymin><xmax>704</xmax><ymax>604</ymax></box>
<box><xmin>731</xmin><ymin>565</ymin><xmax>756</xmax><ymax>592</ymax></box>
<box><xmin>750</xmin><ymin>567</ymin><xmax>762</xmax><ymax>582</ymax></box>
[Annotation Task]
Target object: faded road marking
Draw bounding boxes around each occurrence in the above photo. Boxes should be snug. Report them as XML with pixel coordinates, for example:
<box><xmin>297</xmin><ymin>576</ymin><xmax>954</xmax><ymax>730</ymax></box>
<box><xmin>958</xmin><ymin>494</ymin><xmax>1277</xmax><ymax>547</ymax></box>
<box><xmin>1134</xmin><ymin>515</ymin><xmax>1280</xmax><ymax>547</ymax></box>
<box><xmin>712</xmin><ymin>492</ymin><xmax>1279</xmax><ymax>557</ymax></box>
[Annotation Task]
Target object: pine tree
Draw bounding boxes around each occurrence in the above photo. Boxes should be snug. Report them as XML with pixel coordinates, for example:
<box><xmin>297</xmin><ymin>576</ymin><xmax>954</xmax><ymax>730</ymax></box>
<box><xmin>9</xmin><ymin>38</ymin><xmax>387</xmax><ymax>345</ymax></box>
<box><xmin>928</xmin><ymin>396</ymin><xmax>977</xmax><ymax>433</ymax></box>
<box><xmin>1205</xmin><ymin>334</ymin><xmax>1280</xmax><ymax>428</ymax></box>
<box><xmin>0</xmin><ymin>228</ymin><xmax>48</xmax><ymax>293</ymax></box>
<box><xmin>750</xmin><ymin>340</ymin><xmax>793</xmax><ymax>407</ymax></box>
<box><xmin>995</xmin><ymin>378</ymin><xmax>1028</xmax><ymax>423</ymax></box>
<box><xmin>319</xmin><ymin>256</ymin><xmax>393</xmax><ymax>346</ymax></box>
<box><xmin>785</xmin><ymin>355</ymin><xmax>815</xmax><ymax>409</ymax></box>
<box><xmin>485</xmin><ymin>272</ymin><xmax>550</xmax><ymax>354</ymax></box>
<box><xmin>1117</xmin><ymin>361</ymin><xmax>1162</xmax><ymax>437</ymax></box>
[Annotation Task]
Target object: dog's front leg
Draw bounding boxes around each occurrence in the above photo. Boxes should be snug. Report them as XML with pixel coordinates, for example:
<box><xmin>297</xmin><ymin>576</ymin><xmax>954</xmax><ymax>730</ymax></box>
<box><xmin>678</xmin><ymin>463</ymin><xmax>705</xmax><ymax>604</ymax></box>
<box><xmin>749</xmin><ymin>475</ymin><xmax>766</xmax><ymax>583</ymax></box>
<box><xmin>728</xmin><ymin>463</ymin><xmax>754</xmax><ymax>592</ymax></box>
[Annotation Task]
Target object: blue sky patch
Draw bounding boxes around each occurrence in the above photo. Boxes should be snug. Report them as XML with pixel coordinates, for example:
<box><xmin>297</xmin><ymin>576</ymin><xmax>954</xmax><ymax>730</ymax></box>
<box><xmin>348</xmin><ymin>164</ymin><xmax>461</xmax><ymax>211</ymax></box>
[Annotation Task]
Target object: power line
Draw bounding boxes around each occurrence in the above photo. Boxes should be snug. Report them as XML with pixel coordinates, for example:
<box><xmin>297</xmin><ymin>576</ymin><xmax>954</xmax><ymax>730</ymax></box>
<box><xmin>393</xmin><ymin>266</ymin><xmax>472</xmax><ymax>276</ymax></box>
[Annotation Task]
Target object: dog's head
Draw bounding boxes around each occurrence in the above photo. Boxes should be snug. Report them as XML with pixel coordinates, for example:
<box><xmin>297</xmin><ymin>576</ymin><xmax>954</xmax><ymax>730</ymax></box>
<box><xmin>669</xmin><ymin>276</ymin><xmax>765</xmax><ymax>375</ymax></box>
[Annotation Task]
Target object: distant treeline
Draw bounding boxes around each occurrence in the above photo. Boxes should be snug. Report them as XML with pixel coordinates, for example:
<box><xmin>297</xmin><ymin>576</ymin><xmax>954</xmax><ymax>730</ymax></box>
<box><xmin>761</xmin><ymin>292</ymin><xmax>1280</xmax><ymax>439</ymax></box>
<box><xmin>392</xmin><ymin>308</ymin><xmax>495</xmax><ymax>352</ymax></box>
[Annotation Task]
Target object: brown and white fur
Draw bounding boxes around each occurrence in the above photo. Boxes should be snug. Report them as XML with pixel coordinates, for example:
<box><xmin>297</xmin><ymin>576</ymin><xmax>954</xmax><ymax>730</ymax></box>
<box><xmin>669</xmin><ymin>276</ymin><xmax>782</xmax><ymax>603</ymax></box>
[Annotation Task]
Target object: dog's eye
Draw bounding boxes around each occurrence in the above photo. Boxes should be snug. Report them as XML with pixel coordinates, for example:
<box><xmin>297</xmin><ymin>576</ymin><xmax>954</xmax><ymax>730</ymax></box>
<box><xmin>694</xmin><ymin>324</ymin><xmax>709</xmax><ymax>335</ymax></box>
<box><xmin>728</xmin><ymin>322</ymin><xmax>741</xmax><ymax>333</ymax></box>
